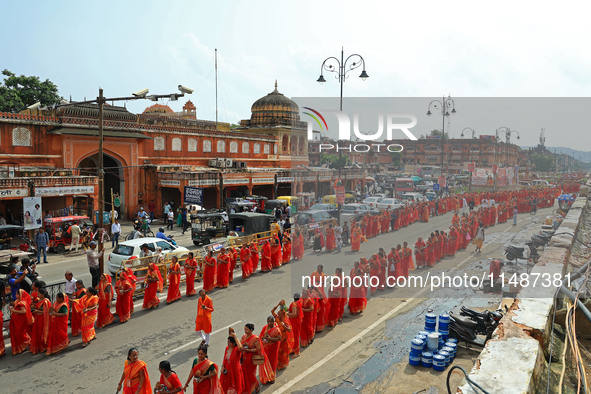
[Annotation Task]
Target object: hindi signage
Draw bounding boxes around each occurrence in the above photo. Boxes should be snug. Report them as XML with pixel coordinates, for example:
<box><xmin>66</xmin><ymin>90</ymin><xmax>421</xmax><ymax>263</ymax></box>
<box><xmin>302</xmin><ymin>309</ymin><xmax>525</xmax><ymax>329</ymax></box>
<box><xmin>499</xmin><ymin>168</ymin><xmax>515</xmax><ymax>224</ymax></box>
<box><xmin>184</xmin><ymin>186</ymin><xmax>204</xmax><ymax>205</ymax></box>
<box><xmin>36</xmin><ymin>186</ymin><xmax>95</xmax><ymax>196</ymax></box>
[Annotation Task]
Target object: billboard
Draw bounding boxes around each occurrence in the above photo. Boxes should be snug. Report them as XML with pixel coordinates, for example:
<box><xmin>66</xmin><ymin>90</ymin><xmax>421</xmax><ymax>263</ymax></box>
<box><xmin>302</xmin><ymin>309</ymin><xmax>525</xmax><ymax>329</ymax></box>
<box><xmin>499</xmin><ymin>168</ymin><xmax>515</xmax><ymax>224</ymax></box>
<box><xmin>497</xmin><ymin>166</ymin><xmax>518</xmax><ymax>186</ymax></box>
<box><xmin>471</xmin><ymin>168</ymin><xmax>495</xmax><ymax>186</ymax></box>
<box><xmin>23</xmin><ymin>196</ymin><xmax>42</xmax><ymax>230</ymax></box>
<box><xmin>184</xmin><ymin>186</ymin><xmax>204</xmax><ymax>205</ymax></box>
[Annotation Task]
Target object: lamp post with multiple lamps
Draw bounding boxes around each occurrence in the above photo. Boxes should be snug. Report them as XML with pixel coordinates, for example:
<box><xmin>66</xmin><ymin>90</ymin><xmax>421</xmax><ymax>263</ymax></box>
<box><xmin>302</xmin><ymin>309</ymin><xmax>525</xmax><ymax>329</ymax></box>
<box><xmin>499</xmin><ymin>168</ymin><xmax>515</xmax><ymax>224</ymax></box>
<box><xmin>57</xmin><ymin>85</ymin><xmax>193</xmax><ymax>273</ymax></box>
<box><xmin>461</xmin><ymin>127</ymin><xmax>476</xmax><ymax>139</ymax></box>
<box><xmin>317</xmin><ymin>48</ymin><xmax>369</xmax><ymax>221</ymax></box>
<box><xmin>491</xmin><ymin>127</ymin><xmax>519</xmax><ymax>191</ymax></box>
<box><xmin>427</xmin><ymin>96</ymin><xmax>456</xmax><ymax>179</ymax></box>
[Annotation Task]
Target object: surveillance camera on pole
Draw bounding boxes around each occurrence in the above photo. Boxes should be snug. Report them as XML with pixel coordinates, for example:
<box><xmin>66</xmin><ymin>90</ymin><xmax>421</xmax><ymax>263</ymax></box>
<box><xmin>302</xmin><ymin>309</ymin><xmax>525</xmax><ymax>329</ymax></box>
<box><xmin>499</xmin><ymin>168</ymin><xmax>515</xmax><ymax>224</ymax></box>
<box><xmin>27</xmin><ymin>102</ymin><xmax>41</xmax><ymax>110</ymax></box>
<box><xmin>132</xmin><ymin>88</ymin><xmax>149</xmax><ymax>98</ymax></box>
<box><xmin>178</xmin><ymin>85</ymin><xmax>194</xmax><ymax>95</ymax></box>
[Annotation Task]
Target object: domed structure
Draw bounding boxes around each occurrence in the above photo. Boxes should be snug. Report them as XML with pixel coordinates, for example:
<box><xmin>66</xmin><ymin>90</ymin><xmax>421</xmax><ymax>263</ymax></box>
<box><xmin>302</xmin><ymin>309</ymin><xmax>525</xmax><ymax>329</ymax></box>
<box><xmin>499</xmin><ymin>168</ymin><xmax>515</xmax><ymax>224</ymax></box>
<box><xmin>249</xmin><ymin>81</ymin><xmax>301</xmax><ymax>126</ymax></box>
<box><xmin>143</xmin><ymin>104</ymin><xmax>174</xmax><ymax>114</ymax></box>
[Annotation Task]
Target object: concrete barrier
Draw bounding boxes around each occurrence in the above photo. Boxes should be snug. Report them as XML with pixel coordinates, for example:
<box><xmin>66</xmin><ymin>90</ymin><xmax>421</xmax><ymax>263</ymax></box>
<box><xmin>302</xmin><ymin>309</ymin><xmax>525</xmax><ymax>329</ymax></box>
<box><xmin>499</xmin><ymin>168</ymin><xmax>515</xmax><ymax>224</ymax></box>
<box><xmin>458</xmin><ymin>183</ymin><xmax>589</xmax><ymax>394</ymax></box>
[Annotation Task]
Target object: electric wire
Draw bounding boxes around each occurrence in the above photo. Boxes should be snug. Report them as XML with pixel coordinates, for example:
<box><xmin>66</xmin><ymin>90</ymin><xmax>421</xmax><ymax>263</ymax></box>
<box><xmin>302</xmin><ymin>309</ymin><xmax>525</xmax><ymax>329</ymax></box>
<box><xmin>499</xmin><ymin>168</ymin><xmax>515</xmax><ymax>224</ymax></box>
<box><xmin>446</xmin><ymin>365</ymin><xmax>489</xmax><ymax>394</ymax></box>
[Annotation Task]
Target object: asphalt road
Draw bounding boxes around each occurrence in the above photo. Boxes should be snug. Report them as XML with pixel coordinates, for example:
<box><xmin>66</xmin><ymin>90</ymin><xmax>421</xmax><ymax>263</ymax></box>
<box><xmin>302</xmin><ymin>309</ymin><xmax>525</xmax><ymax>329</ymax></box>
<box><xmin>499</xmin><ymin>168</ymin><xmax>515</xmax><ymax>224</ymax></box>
<box><xmin>0</xmin><ymin>208</ymin><xmax>553</xmax><ymax>393</ymax></box>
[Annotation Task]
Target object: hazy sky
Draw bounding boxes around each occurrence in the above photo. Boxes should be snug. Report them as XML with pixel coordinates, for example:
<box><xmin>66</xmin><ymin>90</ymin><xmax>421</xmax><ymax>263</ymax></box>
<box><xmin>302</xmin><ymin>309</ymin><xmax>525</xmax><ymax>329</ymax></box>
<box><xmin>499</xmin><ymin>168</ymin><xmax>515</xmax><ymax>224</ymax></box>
<box><xmin>3</xmin><ymin>1</ymin><xmax>591</xmax><ymax>149</ymax></box>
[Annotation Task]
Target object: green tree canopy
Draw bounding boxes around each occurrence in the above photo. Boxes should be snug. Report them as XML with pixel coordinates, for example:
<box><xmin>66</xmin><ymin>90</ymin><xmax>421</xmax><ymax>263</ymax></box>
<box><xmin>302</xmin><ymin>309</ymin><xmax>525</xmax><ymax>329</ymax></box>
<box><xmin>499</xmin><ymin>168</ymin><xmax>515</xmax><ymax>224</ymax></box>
<box><xmin>530</xmin><ymin>154</ymin><xmax>556</xmax><ymax>172</ymax></box>
<box><xmin>0</xmin><ymin>69</ymin><xmax>61</xmax><ymax>113</ymax></box>
<box><xmin>320</xmin><ymin>153</ymin><xmax>351</xmax><ymax>169</ymax></box>
<box><xmin>428</xmin><ymin>129</ymin><xmax>449</xmax><ymax>138</ymax></box>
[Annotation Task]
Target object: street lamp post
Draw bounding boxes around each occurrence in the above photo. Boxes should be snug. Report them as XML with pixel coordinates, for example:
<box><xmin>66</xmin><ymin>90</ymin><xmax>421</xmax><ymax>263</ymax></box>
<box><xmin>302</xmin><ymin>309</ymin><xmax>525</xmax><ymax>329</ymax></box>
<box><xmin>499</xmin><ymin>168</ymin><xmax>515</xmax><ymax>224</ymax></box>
<box><xmin>461</xmin><ymin>127</ymin><xmax>476</xmax><ymax>139</ymax></box>
<box><xmin>58</xmin><ymin>85</ymin><xmax>193</xmax><ymax>274</ymax></box>
<box><xmin>317</xmin><ymin>48</ymin><xmax>368</xmax><ymax>221</ymax></box>
<box><xmin>427</xmin><ymin>96</ymin><xmax>456</xmax><ymax>178</ymax></box>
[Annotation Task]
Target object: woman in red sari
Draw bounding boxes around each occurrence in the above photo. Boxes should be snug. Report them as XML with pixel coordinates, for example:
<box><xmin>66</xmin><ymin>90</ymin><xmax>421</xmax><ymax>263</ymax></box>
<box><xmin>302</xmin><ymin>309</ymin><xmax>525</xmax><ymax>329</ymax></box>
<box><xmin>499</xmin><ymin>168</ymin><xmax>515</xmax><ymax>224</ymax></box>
<box><xmin>282</xmin><ymin>233</ymin><xmax>292</xmax><ymax>264</ymax></box>
<box><xmin>260</xmin><ymin>240</ymin><xmax>272</xmax><ymax>272</ymax></box>
<box><xmin>328</xmin><ymin>268</ymin><xmax>344</xmax><ymax>327</ymax></box>
<box><xmin>46</xmin><ymin>292</ymin><xmax>69</xmax><ymax>355</ymax></box>
<box><xmin>270</xmin><ymin>238</ymin><xmax>282</xmax><ymax>268</ymax></box>
<box><xmin>300</xmin><ymin>289</ymin><xmax>315</xmax><ymax>347</ymax></box>
<box><xmin>155</xmin><ymin>360</ymin><xmax>184</xmax><ymax>393</ymax></box>
<box><xmin>250</xmin><ymin>241</ymin><xmax>260</xmax><ymax>274</ymax></box>
<box><xmin>239</xmin><ymin>244</ymin><xmax>251</xmax><ymax>280</ymax></box>
<box><xmin>229</xmin><ymin>247</ymin><xmax>238</xmax><ymax>283</ymax></box>
<box><xmin>271</xmin><ymin>301</ymin><xmax>294</xmax><ymax>370</ymax></box>
<box><xmin>216</xmin><ymin>248</ymin><xmax>230</xmax><ymax>288</ymax></box>
<box><xmin>143</xmin><ymin>262</ymin><xmax>163</xmax><ymax>309</ymax></box>
<box><xmin>287</xmin><ymin>293</ymin><xmax>302</xmax><ymax>356</ymax></box>
<box><xmin>414</xmin><ymin>238</ymin><xmax>426</xmax><ymax>269</ymax></box>
<box><xmin>185</xmin><ymin>252</ymin><xmax>199</xmax><ymax>296</ymax></box>
<box><xmin>297</xmin><ymin>230</ymin><xmax>305</xmax><ymax>260</ymax></box>
<box><xmin>350</xmin><ymin>225</ymin><xmax>362</xmax><ymax>252</ymax></box>
<box><xmin>126</xmin><ymin>268</ymin><xmax>137</xmax><ymax>305</ymax></box>
<box><xmin>30</xmin><ymin>288</ymin><xmax>51</xmax><ymax>354</ymax></box>
<box><xmin>115</xmin><ymin>271</ymin><xmax>133</xmax><ymax>323</ymax></box>
<box><xmin>348</xmin><ymin>268</ymin><xmax>367</xmax><ymax>315</ymax></box>
<box><xmin>220</xmin><ymin>331</ymin><xmax>243</xmax><ymax>394</ymax></box>
<box><xmin>325</xmin><ymin>224</ymin><xmax>336</xmax><ymax>251</ymax></box>
<box><xmin>369</xmin><ymin>255</ymin><xmax>381</xmax><ymax>295</ymax></box>
<box><xmin>167</xmin><ymin>256</ymin><xmax>182</xmax><ymax>303</ymax></box>
<box><xmin>80</xmin><ymin>286</ymin><xmax>99</xmax><ymax>347</ymax></box>
<box><xmin>184</xmin><ymin>344</ymin><xmax>223</xmax><ymax>394</ymax></box>
<box><xmin>203</xmin><ymin>251</ymin><xmax>217</xmax><ymax>292</ymax></box>
<box><xmin>260</xmin><ymin>315</ymin><xmax>281</xmax><ymax>378</ymax></box>
<box><xmin>97</xmin><ymin>274</ymin><xmax>115</xmax><ymax>328</ymax></box>
<box><xmin>117</xmin><ymin>348</ymin><xmax>152</xmax><ymax>394</ymax></box>
<box><xmin>70</xmin><ymin>280</ymin><xmax>86</xmax><ymax>337</ymax></box>
<box><xmin>9</xmin><ymin>289</ymin><xmax>34</xmax><ymax>354</ymax></box>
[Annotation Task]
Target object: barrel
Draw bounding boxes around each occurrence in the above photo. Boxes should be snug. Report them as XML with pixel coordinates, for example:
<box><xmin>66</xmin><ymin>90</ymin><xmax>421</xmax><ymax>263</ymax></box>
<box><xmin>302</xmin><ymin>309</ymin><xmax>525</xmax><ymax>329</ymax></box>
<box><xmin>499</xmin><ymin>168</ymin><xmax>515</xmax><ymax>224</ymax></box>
<box><xmin>409</xmin><ymin>353</ymin><xmax>422</xmax><ymax>367</ymax></box>
<box><xmin>421</xmin><ymin>351</ymin><xmax>433</xmax><ymax>368</ymax></box>
<box><xmin>415</xmin><ymin>334</ymin><xmax>427</xmax><ymax>348</ymax></box>
<box><xmin>427</xmin><ymin>332</ymin><xmax>440</xmax><ymax>351</ymax></box>
<box><xmin>425</xmin><ymin>313</ymin><xmax>437</xmax><ymax>331</ymax></box>
<box><xmin>438</xmin><ymin>350</ymin><xmax>450</xmax><ymax>367</ymax></box>
<box><xmin>439</xmin><ymin>329</ymin><xmax>449</xmax><ymax>343</ymax></box>
<box><xmin>446</xmin><ymin>338</ymin><xmax>458</xmax><ymax>344</ymax></box>
<box><xmin>410</xmin><ymin>338</ymin><xmax>425</xmax><ymax>356</ymax></box>
<box><xmin>432</xmin><ymin>354</ymin><xmax>446</xmax><ymax>371</ymax></box>
<box><xmin>445</xmin><ymin>342</ymin><xmax>457</xmax><ymax>357</ymax></box>
<box><xmin>418</xmin><ymin>330</ymin><xmax>430</xmax><ymax>337</ymax></box>
<box><xmin>439</xmin><ymin>313</ymin><xmax>450</xmax><ymax>331</ymax></box>
<box><xmin>441</xmin><ymin>346</ymin><xmax>455</xmax><ymax>361</ymax></box>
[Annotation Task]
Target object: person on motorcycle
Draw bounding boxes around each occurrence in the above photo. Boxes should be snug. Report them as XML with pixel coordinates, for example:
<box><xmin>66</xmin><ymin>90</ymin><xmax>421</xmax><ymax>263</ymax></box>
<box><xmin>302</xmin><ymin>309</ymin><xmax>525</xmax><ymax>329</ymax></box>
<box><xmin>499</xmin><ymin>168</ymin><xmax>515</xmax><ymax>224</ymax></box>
<box><xmin>156</xmin><ymin>228</ymin><xmax>176</xmax><ymax>245</ymax></box>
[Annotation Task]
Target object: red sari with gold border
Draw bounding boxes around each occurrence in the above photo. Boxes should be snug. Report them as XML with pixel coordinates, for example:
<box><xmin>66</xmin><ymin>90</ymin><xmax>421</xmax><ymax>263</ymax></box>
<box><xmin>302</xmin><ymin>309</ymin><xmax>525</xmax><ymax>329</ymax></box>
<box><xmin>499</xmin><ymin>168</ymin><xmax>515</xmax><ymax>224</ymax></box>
<box><xmin>80</xmin><ymin>294</ymin><xmax>99</xmax><ymax>343</ymax></box>
<box><xmin>46</xmin><ymin>299</ymin><xmax>69</xmax><ymax>355</ymax></box>
<box><xmin>97</xmin><ymin>275</ymin><xmax>115</xmax><ymax>328</ymax></box>
<box><xmin>9</xmin><ymin>289</ymin><xmax>34</xmax><ymax>354</ymax></box>
<box><xmin>30</xmin><ymin>297</ymin><xmax>51</xmax><ymax>354</ymax></box>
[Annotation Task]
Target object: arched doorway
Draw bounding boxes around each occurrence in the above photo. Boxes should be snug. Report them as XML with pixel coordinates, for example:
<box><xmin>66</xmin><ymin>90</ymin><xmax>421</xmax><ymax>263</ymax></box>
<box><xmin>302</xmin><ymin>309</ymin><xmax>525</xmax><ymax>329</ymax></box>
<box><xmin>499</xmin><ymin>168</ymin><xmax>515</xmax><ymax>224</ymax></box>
<box><xmin>79</xmin><ymin>153</ymin><xmax>125</xmax><ymax>217</ymax></box>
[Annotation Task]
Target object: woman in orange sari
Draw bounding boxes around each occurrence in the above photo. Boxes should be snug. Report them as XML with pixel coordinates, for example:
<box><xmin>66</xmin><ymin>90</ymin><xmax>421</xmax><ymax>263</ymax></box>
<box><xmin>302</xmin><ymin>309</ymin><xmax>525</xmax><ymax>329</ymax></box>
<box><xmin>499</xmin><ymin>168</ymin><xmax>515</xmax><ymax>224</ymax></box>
<box><xmin>97</xmin><ymin>274</ymin><xmax>115</xmax><ymax>328</ymax></box>
<box><xmin>9</xmin><ymin>289</ymin><xmax>34</xmax><ymax>354</ymax></box>
<box><xmin>115</xmin><ymin>271</ymin><xmax>133</xmax><ymax>323</ymax></box>
<box><xmin>47</xmin><ymin>292</ymin><xmax>69</xmax><ymax>355</ymax></box>
<box><xmin>240</xmin><ymin>323</ymin><xmax>273</xmax><ymax>392</ymax></box>
<box><xmin>239</xmin><ymin>244</ymin><xmax>251</xmax><ymax>280</ymax></box>
<box><xmin>70</xmin><ymin>280</ymin><xmax>86</xmax><ymax>337</ymax></box>
<box><xmin>229</xmin><ymin>247</ymin><xmax>238</xmax><ymax>283</ymax></box>
<box><xmin>80</xmin><ymin>286</ymin><xmax>99</xmax><ymax>347</ymax></box>
<box><xmin>348</xmin><ymin>268</ymin><xmax>367</xmax><ymax>315</ymax></box>
<box><xmin>250</xmin><ymin>241</ymin><xmax>260</xmax><ymax>273</ymax></box>
<box><xmin>282</xmin><ymin>234</ymin><xmax>292</xmax><ymax>264</ymax></box>
<box><xmin>300</xmin><ymin>289</ymin><xmax>315</xmax><ymax>347</ymax></box>
<box><xmin>184</xmin><ymin>252</ymin><xmax>199</xmax><ymax>296</ymax></box>
<box><xmin>260</xmin><ymin>240</ymin><xmax>272</xmax><ymax>272</ymax></box>
<box><xmin>155</xmin><ymin>360</ymin><xmax>184</xmax><ymax>393</ymax></box>
<box><xmin>216</xmin><ymin>248</ymin><xmax>230</xmax><ymax>288</ymax></box>
<box><xmin>271</xmin><ymin>301</ymin><xmax>293</xmax><ymax>370</ymax></box>
<box><xmin>270</xmin><ymin>238</ymin><xmax>282</xmax><ymax>269</ymax></box>
<box><xmin>30</xmin><ymin>288</ymin><xmax>51</xmax><ymax>354</ymax></box>
<box><xmin>117</xmin><ymin>348</ymin><xmax>152</xmax><ymax>394</ymax></box>
<box><xmin>183</xmin><ymin>344</ymin><xmax>222</xmax><ymax>394</ymax></box>
<box><xmin>143</xmin><ymin>262</ymin><xmax>163</xmax><ymax>309</ymax></box>
<box><xmin>167</xmin><ymin>256</ymin><xmax>182</xmax><ymax>303</ymax></box>
<box><xmin>221</xmin><ymin>331</ymin><xmax>243</xmax><ymax>394</ymax></box>
<box><xmin>203</xmin><ymin>251</ymin><xmax>217</xmax><ymax>292</ymax></box>
<box><xmin>350</xmin><ymin>225</ymin><xmax>362</xmax><ymax>252</ymax></box>
<box><xmin>260</xmin><ymin>315</ymin><xmax>281</xmax><ymax>376</ymax></box>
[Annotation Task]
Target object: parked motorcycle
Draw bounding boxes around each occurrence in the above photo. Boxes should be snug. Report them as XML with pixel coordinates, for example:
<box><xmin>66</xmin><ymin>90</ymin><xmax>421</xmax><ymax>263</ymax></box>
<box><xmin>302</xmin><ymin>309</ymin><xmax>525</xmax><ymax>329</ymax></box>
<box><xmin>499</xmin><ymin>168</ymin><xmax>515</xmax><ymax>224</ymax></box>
<box><xmin>530</xmin><ymin>232</ymin><xmax>554</xmax><ymax>249</ymax></box>
<box><xmin>459</xmin><ymin>306</ymin><xmax>503</xmax><ymax>335</ymax></box>
<box><xmin>504</xmin><ymin>241</ymin><xmax>540</xmax><ymax>264</ymax></box>
<box><xmin>449</xmin><ymin>309</ymin><xmax>502</xmax><ymax>347</ymax></box>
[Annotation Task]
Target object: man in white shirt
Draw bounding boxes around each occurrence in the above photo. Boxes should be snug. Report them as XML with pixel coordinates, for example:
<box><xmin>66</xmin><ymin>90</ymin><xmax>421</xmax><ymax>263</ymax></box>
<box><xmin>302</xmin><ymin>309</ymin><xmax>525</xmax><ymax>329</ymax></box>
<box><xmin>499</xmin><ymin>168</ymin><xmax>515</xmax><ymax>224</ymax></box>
<box><xmin>69</xmin><ymin>221</ymin><xmax>81</xmax><ymax>252</ymax></box>
<box><xmin>167</xmin><ymin>210</ymin><xmax>175</xmax><ymax>230</ymax></box>
<box><xmin>111</xmin><ymin>218</ymin><xmax>121</xmax><ymax>247</ymax></box>
<box><xmin>65</xmin><ymin>271</ymin><xmax>77</xmax><ymax>298</ymax></box>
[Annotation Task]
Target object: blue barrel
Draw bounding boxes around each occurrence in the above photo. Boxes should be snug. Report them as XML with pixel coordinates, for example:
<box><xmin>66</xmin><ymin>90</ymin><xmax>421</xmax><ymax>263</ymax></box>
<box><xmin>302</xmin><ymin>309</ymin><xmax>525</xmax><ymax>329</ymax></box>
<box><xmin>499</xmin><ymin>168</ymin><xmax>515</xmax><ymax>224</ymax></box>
<box><xmin>409</xmin><ymin>353</ymin><xmax>422</xmax><ymax>366</ymax></box>
<box><xmin>418</xmin><ymin>330</ymin><xmax>430</xmax><ymax>337</ymax></box>
<box><xmin>421</xmin><ymin>351</ymin><xmax>433</xmax><ymax>368</ymax></box>
<box><xmin>439</xmin><ymin>329</ymin><xmax>449</xmax><ymax>343</ymax></box>
<box><xmin>445</xmin><ymin>342</ymin><xmax>457</xmax><ymax>357</ymax></box>
<box><xmin>427</xmin><ymin>332</ymin><xmax>440</xmax><ymax>351</ymax></box>
<box><xmin>415</xmin><ymin>335</ymin><xmax>427</xmax><ymax>348</ymax></box>
<box><xmin>439</xmin><ymin>313</ymin><xmax>450</xmax><ymax>331</ymax></box>
<box><xmin>410</xmin><ymin>338</ymin><xmax>424</xmax><ymax>356</ymax></box>
<box><xmin>425</xmin><ymin>313</ymin><xmax>437</xmax><ymax>331</ymax></box>
<box><xmin>432</xmin><ymin>354</ymin><xmax>446</xmax><ymax>371</ymax></box>
<box><xmin>447</xmin><ymin>338</ymin><xmax>458</xmax><ymax>344</ymax></box>
<box><xmin>438</xmin><ymin>350</ymin><xmax>450</xmax><ymax>367</ymax></box>
<box><xmin>442</xmin><ymin>346</ymin><xmax>455</xmax><ymax>361</ymax></box>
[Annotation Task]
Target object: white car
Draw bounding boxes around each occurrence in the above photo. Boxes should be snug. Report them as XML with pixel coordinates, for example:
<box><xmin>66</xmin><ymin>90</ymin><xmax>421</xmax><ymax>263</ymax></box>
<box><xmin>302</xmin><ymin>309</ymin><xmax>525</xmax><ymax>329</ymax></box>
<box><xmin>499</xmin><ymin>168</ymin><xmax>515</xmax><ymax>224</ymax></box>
<box><xmin>376</xmin><ymin>198</ymin><xmax>405</xmax><ymax>210</ymax></box>
<box><xmin>401</xmin><ymin>192</ymin><xmax>427</xmax><ymax>203</ymax></box>
<box><xmin>362</xmin><ymin>196</ymin><xmax>383</xmax><ymax>208</ymax></box>
<box><xmin>107</xmin><ymin>237</ymin><xmax>190</xmax><ymax>275</ymax></box>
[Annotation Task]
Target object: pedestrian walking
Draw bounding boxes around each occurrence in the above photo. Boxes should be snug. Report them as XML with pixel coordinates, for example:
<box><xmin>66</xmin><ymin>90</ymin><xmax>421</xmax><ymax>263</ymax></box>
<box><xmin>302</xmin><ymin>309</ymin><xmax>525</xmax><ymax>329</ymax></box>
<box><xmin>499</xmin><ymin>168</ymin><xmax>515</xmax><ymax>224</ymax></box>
<box><xmin>474</xmin><ymin>223</ymin><xmax>485</xmax><ymax>253</ymax></box>
<box><xmin>195</xmin><ymin>290</ymin><xmax>214</xmax><ymax>346</ymax></box>
<box><xmin>34</xmin><ymin>227</ymin><xmax>49</xmax><ymax>264</ymax></box>
<box><xmin>111</xmin><ymin>218</ymin><xmax>121</xmax><ymax>248</ymax></box>
<box><xmin>86</xmin><ymin>241</ymin><xmax>103</xmax><ymax>288</ymax></box>
<box><xmin>167</xmin><ymin>209</ymin><xmax>174</xmax><ymax>231</ymax></box>
<box><xmin>69</xmin><ymin>221</ymin><xmax>81</xmax><ymax>252</ymax></box>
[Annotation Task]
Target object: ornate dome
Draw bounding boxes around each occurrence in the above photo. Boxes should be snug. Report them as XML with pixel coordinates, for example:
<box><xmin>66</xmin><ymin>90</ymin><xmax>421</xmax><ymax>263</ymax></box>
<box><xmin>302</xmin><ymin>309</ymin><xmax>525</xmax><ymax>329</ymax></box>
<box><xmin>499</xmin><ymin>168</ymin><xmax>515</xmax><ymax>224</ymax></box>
<box><xmin>249</xmin><ymin>81</ymin><xmax>300</xmax><ymax>126</ymax></box>
<box><xmin>143</xmin><ymin>104</ymin><xmax>174</xmax><ymax>114</ymax></box>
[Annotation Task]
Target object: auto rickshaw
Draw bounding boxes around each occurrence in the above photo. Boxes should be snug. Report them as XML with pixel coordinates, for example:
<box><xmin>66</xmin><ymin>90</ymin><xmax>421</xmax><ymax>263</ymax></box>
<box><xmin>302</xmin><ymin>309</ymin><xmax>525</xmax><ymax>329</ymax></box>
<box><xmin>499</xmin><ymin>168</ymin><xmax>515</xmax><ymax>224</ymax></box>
<box><xmin>322</xmin><ymin>194</ymin><xmax>355</xmax><ymax>204</ymax></box>
<box><xmin>276</xmin><ymin>196</ymin><xmax>300</xmax><ymax>214</ymax></box>
<box><xmin>0</xmin><ymin>225</ymin><xmax>29</xmax><ymax>251</ymax></box>
<box><xmin>264</xmin><ymin>199</ymin><xmax>287</xmax><ymax>215</ymax></box>
<box><xmin>190</xmin><ymin>212</ymin><xmax>228</xmax><ymax>246</ymax></box>
<box><xmin>43</xmin><ymin>215</ymin><xmax>92</xmax><ymax>253</ymax></box>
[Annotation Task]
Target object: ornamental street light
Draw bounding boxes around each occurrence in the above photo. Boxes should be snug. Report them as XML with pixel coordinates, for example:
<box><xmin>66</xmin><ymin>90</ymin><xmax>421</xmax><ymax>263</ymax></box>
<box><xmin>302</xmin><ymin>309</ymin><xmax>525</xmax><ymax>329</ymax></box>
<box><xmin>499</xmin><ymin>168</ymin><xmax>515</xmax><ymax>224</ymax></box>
<box><xmin>461</xmin><ymin>127</ymin><xmax>476</xmax><ymax>139</ymax></box>
<box><xmin>57</xmin><ymin>85</ymin><xmax>192</xmax><ymax>274</ymax></box>
<box><xmin>317</xmin><ymin>48</ymin><xmax>368</xmax><ymax>222</ymax></box>
<box><xmin>427</xmin><ymin>95</ymin><xmax>456</xmax><ymax>177</ymax></box>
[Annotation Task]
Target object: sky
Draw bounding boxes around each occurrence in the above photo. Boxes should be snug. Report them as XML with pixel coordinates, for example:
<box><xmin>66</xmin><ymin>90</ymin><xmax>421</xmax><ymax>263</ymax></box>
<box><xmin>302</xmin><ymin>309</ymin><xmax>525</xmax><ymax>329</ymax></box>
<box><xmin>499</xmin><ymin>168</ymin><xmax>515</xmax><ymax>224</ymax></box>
<box><xmin>3</xmin><ymin>0</ymin><xmax>591</xmax><ymax>150</ymax></box>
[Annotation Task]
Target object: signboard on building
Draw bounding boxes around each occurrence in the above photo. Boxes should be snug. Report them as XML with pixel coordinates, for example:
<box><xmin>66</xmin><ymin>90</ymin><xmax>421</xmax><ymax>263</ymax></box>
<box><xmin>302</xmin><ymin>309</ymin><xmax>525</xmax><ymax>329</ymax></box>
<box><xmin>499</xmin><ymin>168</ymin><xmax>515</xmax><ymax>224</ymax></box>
<box><xmin>496</xmin><ymin>167</ymin><xmax>517</xmax><ymax>186</ymax></box>
<box><xmin>160</xmin><ymin>180</ymin><xmax>181</xmax><ymax>187</ymax></box>
<box><xmin>0</xmin><ymin>188</ymin><xmax>29</xmax><ymax>198</ymax></box>
<box><xmin>318</xmin><ymin>175</ymin><xmax>331</xmax><ymax>181</ymax></box>
<box><xmin>36</xmin><ymin>186</ymin><xmax>95</xmax><ymax>196</ymax></box>
<box><xmin>188</xmin><ymin>179</ymin><xmax>218</xmax><ymax>187</ymax></box>
<box><xmin>334</xmin><ymin>179</ymin><xmax>345</xmax><ymax>205</ymax></box>
<box><xmin>471</xmin><ymin>167</ymin><xmax>495</xmax><ymax>186</ymax></box>
<box><xmin>277</xmin><ymin>177</ymin><xmax>294</xmax><ymax>183</ymax></box>
<box><xmin>184</xmin><ymin>186</ymin><xmax>203</xmax><ymax>205</ymax></box>
<box><xmin>252</xmin><ymin>178</ymin><xmax>275</xmax><ymax>184</ymax></box>
<box><xmin>224</xmin><ymin>178</ymin><xmax>249</xmax><ymax>185</ymax></box>
<box><xmin>23</xmin><ymin>196</ymin><xmax>42</xmax><ymax>230</ymax></box>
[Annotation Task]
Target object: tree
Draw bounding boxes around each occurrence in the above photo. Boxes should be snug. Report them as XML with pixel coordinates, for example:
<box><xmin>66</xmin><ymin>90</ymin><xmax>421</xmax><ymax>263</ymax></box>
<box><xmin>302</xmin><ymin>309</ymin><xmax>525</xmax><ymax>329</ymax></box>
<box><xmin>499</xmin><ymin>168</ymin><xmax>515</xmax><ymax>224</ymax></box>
<box><xmin>530</xmin><ymin>154</ymin><xmax>556</xmax><ymax>172</ymax></box>
<box><xmin>428</xmin><ymin>129</ymin><xmax>449</xmax><ymax>138</ymax></box>
<box><xmin>0</xmin><ymin>69</ymin><xmax>61</xmax><ymax>113</ymax></box>
<box><xmin>320</xmin><ymin>153</ymin><xmax>351</xmax><ymax>169</ymax></box>
<box><xmin>390</xmin><ymin>151</ymin><xmax>402</xmax><ymax>169</ymax></box>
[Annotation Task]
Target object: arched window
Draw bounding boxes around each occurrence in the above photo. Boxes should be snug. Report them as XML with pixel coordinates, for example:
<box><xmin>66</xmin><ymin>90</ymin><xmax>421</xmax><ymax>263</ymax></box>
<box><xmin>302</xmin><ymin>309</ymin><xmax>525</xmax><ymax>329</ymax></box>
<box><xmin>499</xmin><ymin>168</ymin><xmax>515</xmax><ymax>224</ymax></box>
<box><xmin>217</xmin><ymin>140</ymin><xmax>225</xmax><ymax>153</ymax></box>
<box><xmin>188</xmin><ymin>138</ymin><xmax>197</xmax><ymax>152</ymax></box>
<box><xmin>242</xmin><ymin>142</ymin><xmax>250</xmax><ymax>154</ymax></box>
<box><xmin>253</xmin><ymin>143</ymin><xmax>261</xmax><ymax>154</ymax></box>
<box><xmin>154</xmin><ymin>136</ymin><xmax>165</xmax><ymax>151</ymax></box>
<box><xmin>230</xmin><ymin>141</ymin><xmax>238</xmax><ymax>153</ymax></box>
<box><xmin>203</xmin><ymin>140</ymin><xmax>212</xmax><ymax>153</ymax></box>
<box><xmin>264</xmin><ymin>144</ymin><xmax>270</xmax><ymax>154</ymax></box>
<box><xmin>172</xmin><ymin>137</ymin><xmax>182</xmax><ymax>151</ymax></box>
<box><xmin>12</xmin><ymin>127</ymin><xmax>31</xmax><ymax>147</ymax></box>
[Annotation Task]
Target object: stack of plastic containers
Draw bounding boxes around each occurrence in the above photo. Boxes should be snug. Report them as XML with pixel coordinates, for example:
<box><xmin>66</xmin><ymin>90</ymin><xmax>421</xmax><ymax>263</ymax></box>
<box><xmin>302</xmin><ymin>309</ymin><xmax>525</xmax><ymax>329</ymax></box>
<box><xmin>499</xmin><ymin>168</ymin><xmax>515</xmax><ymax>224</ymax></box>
<box><xmin>408</xmin><ymin>311</ymin><xmax>458</xmax><ymax>371</ymax></box>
